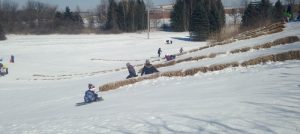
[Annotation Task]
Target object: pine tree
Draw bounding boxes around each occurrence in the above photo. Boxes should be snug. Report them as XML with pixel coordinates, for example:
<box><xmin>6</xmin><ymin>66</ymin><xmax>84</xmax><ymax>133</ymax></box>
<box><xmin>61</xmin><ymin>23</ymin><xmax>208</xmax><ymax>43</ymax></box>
<box><xmin>216</xmin><ymin>0</ymin><xmax>225</xmax><ymax>27</ymax></box>
<box><xmin>135</xmin><ymin>0</ymin><xmax>146</xmax><ymax>30</ymax></box>
<box><xmin>189</xmin><ymin>1</ymin><xmax>210</xmax><ymax>41</ymax></box>
<box><xmin>171</xmin><ymin>0</ymin><xmax>185</xmax><ymax>32</ymax></box>
<box><xmin>0</xmin><ymin>24</ymin><xmax>6</xmax><ymax>40</ymax></box>
<box><xmin>106</xmin><ymin>0</ymin><xmax>119</xmax><ymax>31</ymax></box>
<box><xmin>127</xmin><ymin>0</ymin><xmax>136</xmax><ymax>32</ymax></box>
<box><xmin>272</xmin><ymin>0</ymin><xmax>284</xmax><ymax>22</ymax></box>
<box><xmin>259</xmin><ymin>0</ymin><xmax>272</xmax><ymax>19</ymax></box>
<box><xmin>117</xmin><ymin>1</ymin><xmax>126</xmax><ymax>31</ymax></box>
<box><xmin>242</xmin><ymin>3</ymin><xmax>260</xmax><ymax>27</ymax></box>
<box><xmin>209</xmin><ymin>2</ymin><xmax>220</xmax><ymax>32</ymax></box>
<box><xmin>64</xmin><ymin>7</ymin><xmax>73</xmax><ymax>21</ymax></box>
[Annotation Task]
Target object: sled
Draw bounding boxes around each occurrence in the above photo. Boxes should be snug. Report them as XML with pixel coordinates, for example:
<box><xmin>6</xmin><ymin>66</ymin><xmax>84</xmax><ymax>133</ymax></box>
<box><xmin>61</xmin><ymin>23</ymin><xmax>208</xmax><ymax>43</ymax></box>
<box><xmin>75</xmin><ymin>97</ymin><xmax>104</xmax><ymax>106</ymax></box>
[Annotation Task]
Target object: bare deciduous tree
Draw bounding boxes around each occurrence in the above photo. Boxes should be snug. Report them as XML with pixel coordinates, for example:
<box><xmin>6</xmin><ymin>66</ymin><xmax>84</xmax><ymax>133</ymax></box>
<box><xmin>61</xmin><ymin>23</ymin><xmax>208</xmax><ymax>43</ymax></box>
<box><xmin>0</xmin><ymin>0</ymin><xmax>18</xmax><ymax>32</ymax></box>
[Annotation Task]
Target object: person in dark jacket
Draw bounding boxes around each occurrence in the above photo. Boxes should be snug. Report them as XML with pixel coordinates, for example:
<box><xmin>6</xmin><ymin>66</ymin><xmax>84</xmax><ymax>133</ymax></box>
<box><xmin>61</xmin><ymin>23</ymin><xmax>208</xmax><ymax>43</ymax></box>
<box><xmin>126</xmin><ymin>63</ymin><xmax>138</xmax><ymax>79</ymax></box>
<box><xmin>158</xmin><ymin>48</ymin><xmax>162</xmax><ymax>57</ymax></box>
<box><xmin>10</xmin><ymin>55</ymin><xmax>14</xmax><ymax>63</ymax></box>
<box><xmin>141</xmin><ymin>60</ymin><xmax>159</xmax><ymax>76</ymax></box>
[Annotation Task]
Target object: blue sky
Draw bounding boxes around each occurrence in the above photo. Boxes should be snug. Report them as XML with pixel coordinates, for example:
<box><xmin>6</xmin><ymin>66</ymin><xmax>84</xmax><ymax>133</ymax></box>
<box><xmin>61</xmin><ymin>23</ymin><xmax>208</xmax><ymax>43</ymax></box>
<box><xmin>12</xmin><ymin>0</ymin><xmax>172</xmax><ymax>11</ymax></box>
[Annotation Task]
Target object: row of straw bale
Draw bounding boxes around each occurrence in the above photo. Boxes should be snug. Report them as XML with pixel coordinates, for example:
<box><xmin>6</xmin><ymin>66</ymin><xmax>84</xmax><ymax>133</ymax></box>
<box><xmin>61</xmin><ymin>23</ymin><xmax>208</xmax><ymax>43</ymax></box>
<box><xmin>97</xmin><ymin>22</ymin><xmax>287</xmax><ymax>85</ymax></box>
<box><xmin>234</xmin><ymin>22</ymin><xmax>284</xmax><ymax>40</ymax></box>
<box><xmin>148</xmin><ymin>36</ymin><xmax>299</xmax><ymax>71</ymax></box>
<box><xmin>231</xmin><ymin>36</ymin><xmax>300</xmax><ymax>54</ymax></box>
<box><xmin>99</xmin><ymin>49</ymin><xmax>300</xmax><ymax>92</ymax></box>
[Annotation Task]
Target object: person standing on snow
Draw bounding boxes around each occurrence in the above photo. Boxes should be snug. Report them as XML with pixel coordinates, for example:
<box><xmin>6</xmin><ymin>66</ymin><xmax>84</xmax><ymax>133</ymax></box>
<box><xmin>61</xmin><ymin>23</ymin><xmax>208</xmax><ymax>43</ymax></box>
<box><xmin>158</xmin><ymin>48</ymin><xmax>162</xmax><ymax>57</ymax></box>
<box><xmin>126</xmin><ymin>63</ymin><xmax>138</xmax><ymax>79</ymax></box>
<box><xmin>180</xmin><ymin>47</ymin><xmax>183</xmax><ymax>54</ymax></box>
<box><xmin>141</xmin><ymin>60</ymin><xmax>159</xmax><ymax>76</ymax></box>
<box><xmin>10</xmin><ymin>55</ymin><xmax>14</xmax><ymax>63</ymax></box>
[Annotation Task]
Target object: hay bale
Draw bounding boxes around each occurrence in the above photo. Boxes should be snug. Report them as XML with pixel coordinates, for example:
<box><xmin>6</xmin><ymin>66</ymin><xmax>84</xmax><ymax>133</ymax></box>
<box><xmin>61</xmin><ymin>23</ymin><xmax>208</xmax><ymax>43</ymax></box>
<box><xmin>273</xmin><ymin>36</ymin><xmax>300</xmax><ymax>45</ymax></box>
<box><xmin>199</xmin><ymin>46</ymin><xmax>209</xmax><ymax>51</ymax></box>
<box><xmin>189</xmin><ymin>48</ymin><xmax>199</xmax><ymax>53</ymax></box>
<box><xmin>161</xmin><ymin>70</ymin><xmax>184</xmax><ymax>77</ymax></box>
<box><xmin>192</xmin><ymin>55</ymin><xmax>207</xmax><ymax>61</ymax></box>
<box><xmin>177</xmin><ymin>57</ymin><xmax>193</xmax><ymax>63</ymax></box>
<box><xmin>184</xmin><ymin>67</ymin><xmax>208</xmax><ymax>76</ymax></box>
<box><xmin>241</xmin><ymin>50</ymin><xmax>300</xmax><ymax>67</ymax></box>
<box><xmin>208</xmin><ymin>53</ymin><xmax>217</xmax><ymax>58</ymax></box>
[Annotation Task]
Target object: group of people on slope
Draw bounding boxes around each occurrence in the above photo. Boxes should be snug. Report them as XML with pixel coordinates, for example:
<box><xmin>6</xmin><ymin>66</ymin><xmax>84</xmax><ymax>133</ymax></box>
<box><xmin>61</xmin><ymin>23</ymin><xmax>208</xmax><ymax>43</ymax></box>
<box><xmin>84</xmin><ymin>60</ymin><xmax>159</xmax><ymax>103</ymax></box>
<box><xmin>126</xmin><ymin>59</ymin><xmax>159</xmax><ymax>79</ymax></box>
<box><xmin>158</xmin><ymin>47</ymin><xmax>183</xmax><ymax>58</ymax></box>
<box><xmin>83</xmin><ymin>46</ymin><xmax>185</xmax><ymax>103</ymax></box>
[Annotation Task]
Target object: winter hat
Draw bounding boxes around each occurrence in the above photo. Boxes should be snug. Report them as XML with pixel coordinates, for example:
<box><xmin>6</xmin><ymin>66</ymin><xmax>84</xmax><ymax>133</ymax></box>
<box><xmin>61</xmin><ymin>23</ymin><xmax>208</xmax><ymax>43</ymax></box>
<box><xmin>145</xmin><ymin>59</ymin><xmax>150</xmax><ymax>65</ymax></box>
<box><xmin>88</xmin><ymin>83</ymin><xmax>93</xmax><ymax>89</ymax></box>
<box><xmin>126</xmin><ymin>63</ymin><xmax>130</xmax><ymax>67</ymax></box>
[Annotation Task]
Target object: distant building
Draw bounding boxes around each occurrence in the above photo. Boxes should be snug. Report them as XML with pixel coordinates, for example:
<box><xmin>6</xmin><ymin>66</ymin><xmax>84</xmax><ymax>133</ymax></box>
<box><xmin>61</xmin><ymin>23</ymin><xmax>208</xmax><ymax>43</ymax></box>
<box><xmin>149</xmin><ymin>4</ymin><xmax>173</xmax><ymax>29</ymax></box>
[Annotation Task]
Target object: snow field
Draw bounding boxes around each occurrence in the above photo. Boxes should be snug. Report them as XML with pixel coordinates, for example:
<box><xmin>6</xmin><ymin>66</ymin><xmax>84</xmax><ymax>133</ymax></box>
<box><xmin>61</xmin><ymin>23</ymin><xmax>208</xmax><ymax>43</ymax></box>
<box><xmin>0</xmin><ymin>22</ymin><xmax>300</xmax><ymax>133</ymax></box>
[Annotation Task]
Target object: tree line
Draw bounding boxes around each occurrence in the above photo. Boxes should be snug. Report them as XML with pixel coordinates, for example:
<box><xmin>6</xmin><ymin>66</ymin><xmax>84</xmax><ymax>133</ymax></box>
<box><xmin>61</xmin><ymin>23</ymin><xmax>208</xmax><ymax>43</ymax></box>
<box><xmin>0</xmin><ymin>0</ymin><xmax>84</xmax><ymax>34</ymax></box>
<box><xmin>241</xmin><ymin>0</ymin><xmax>286</xmax><ymax>28</ymax></box>
<box><xmin>170</xmin><ymin>0</ymin><xmax>225</xmax><ymax>41</ymax></box>
<box><xmin>0</xmin><ymin>0</ymin><xmax>147</xmax><ymax>36</ymax></box>
<box><xmin>105</xmin><ymin>0</ymin><xmax>147</xmax><ymax>33</ymax></box>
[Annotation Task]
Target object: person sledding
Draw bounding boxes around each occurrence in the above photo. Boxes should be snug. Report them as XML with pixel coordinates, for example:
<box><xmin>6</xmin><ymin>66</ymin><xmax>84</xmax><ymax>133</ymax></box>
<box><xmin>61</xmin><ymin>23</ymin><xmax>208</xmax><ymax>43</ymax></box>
<box><xmin>0</xmin><ymin>63</ymin><xmax>8</xmax><ymax>76</ymax></box>
<box><xmin>141</xmin><ymin>60</ymin><xmax>159</xmax><ymax>76</ymax></box>
<box><xmin>165</xmin><ymin>55</ymin><xmax>176</xmax><ymax>61</ymax></box>
<box><xmin>126</xmin><ymin>63</ymin><xmax>138</xmax><ymax>79</ymax></box>
<box><xmin>84</xmin><ymin>84</ymin><xmax>101</xmax><ymax>103</ymax></box>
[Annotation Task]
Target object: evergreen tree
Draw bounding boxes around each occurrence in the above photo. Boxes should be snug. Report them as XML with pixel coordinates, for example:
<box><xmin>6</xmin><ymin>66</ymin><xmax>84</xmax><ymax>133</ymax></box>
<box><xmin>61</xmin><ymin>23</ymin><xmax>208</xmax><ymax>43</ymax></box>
<box><xmin>216</xmin><ymin>0</ymin><xmax>225</xmax><ymax>27</ymax></box>
<box><xmin>272</xmin><ymin>0</ymin><xmax>284</xmax><ymax>22</ymax></box>
<box><xmin>170</xmin><ymin>0</ymin><xmax>185</xmax><ymax>31</ymax></box>
<box><xmin>117</xmin><ymin>1</ymin><xmax>126</xmax><ymax>31</ymax></box>
<box><xmin>242</xmin><ymin>0</ymin><xmax>273</xmax><ymax>28</ymax></box>
<box><xmin>242</xmin><ymin>3</ymin><xmax>260</xmax><ymax>27</ymax></box>
<box><xmin>136</xmin><ymin>0</ymin><xmax>146</xmax><ymax>30</ymax></box>
<box><xmin>259</xmin><ymin>0</ymin><xmax>272</xmax><ymax>19</ymax></box>
<box><xmin>209</xmin><ymin>2</ymin><xmax>220</xmax><ymax>32</ymax></box>
<box><xmin>106</xmin><ymin>0</ymin><xmax>119</xmax><ymax>31</ymax></box>
<box><xmin>127</xmin><ymin>0</ymin><xmax>136</xmax><ymax>32</ymax></box>
<box><xmin>189</xmin><ymin>1</ymin><xmax>210</xmax><ymax>41</ymax></box>
<box><xmin>0</xmin><ymin>24</ymin><xmax>6</xmax><ymax>40</ymax></box>
<box><xmin>53</xmin><ymin>6</ymin><xmax>83</xmax><ymax>33</ymax></box>
<box><xmin>64</xmin><ymin>6</ymin><xmax>73</xmax><ymax>20</ymax></box>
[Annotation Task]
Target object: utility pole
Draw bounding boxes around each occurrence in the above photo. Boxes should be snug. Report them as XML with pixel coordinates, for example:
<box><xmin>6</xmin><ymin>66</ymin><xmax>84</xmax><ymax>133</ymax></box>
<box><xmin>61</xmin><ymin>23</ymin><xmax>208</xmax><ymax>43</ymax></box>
<box><xmin>147</xmin><ymin>8</ymin><xmax>150</xmax><ymax>39</ymax></box>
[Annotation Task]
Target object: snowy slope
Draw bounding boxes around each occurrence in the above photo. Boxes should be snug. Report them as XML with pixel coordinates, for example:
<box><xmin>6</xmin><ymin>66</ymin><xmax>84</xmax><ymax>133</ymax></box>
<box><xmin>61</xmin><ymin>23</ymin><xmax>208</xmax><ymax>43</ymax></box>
<box><xmin>0</xmin><ymin>23</ymin><xmax>300</xmax><ymax>134</ymax></box>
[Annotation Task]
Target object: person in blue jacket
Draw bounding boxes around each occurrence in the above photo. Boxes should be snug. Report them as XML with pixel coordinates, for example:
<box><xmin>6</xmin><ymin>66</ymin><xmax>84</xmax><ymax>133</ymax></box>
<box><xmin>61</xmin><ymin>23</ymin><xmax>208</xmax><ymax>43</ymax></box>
<box><xmin>141</xmin><ymin>60</ymin><xmax>159</xmax><ymax>76</ymax></box>
<box><xmin>84</xmin><ymin>84</ymin><xmax>99</xmax><ymax>103</ymax></box>
<box><xmin>126</xmin><ymin>63</ymin><xmax>138</xmax><ymax>79</ymax></box>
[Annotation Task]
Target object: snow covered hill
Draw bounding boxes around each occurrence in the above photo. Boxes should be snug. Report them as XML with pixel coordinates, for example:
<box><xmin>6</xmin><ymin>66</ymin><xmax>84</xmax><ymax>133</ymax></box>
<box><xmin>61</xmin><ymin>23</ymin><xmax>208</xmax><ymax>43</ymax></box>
<box><xmin>0</xmin><ymin>22</ymin><xmax>300</xmax><ymax>134</ymax></box>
